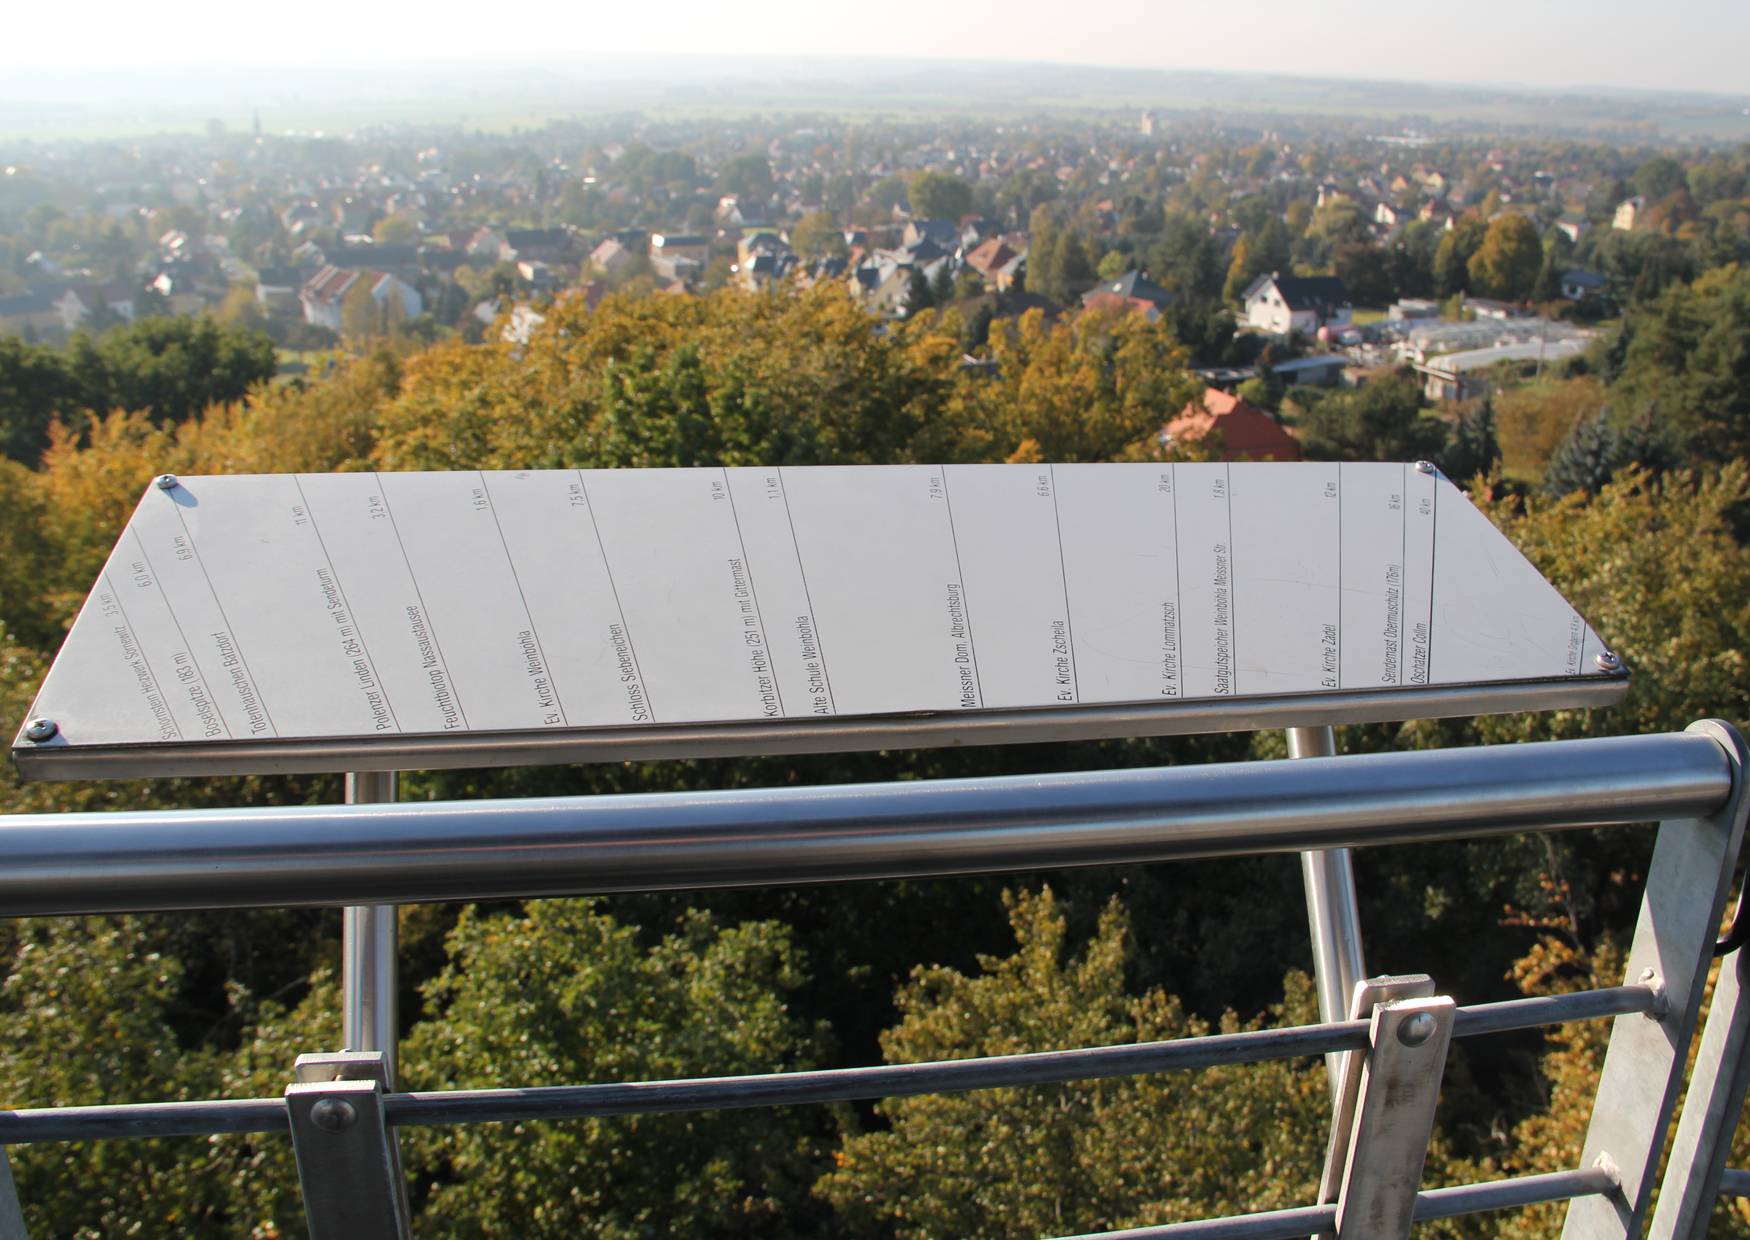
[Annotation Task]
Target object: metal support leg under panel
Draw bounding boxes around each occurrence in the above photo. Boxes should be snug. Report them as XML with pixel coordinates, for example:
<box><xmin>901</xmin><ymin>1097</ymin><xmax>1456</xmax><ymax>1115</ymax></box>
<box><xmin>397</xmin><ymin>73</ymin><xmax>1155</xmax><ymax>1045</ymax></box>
<box><xmin>343</xmin><ymin>771</ymin><xmax>398</xmax><ymax>1086</ymax></box>
<box><xmin>1287</xmin><ymin>726</ymin><xmax>1367</xmax><ymax>1095</ymax></box>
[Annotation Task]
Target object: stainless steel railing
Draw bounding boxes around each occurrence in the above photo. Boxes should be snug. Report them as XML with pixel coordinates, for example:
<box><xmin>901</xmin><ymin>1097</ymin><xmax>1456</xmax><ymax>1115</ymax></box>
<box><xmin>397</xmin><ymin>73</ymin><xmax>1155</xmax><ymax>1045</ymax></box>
<box><xmin>0</xmin><ymin>722</ymin><xmax>1745</xmax><ymax>1239</ymax></box>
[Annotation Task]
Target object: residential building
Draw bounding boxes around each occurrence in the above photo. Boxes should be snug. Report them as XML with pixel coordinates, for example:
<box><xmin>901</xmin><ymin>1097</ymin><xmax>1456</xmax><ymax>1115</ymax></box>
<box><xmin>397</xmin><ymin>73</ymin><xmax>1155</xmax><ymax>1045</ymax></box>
<box><xmin>254</xmin><ymin>267</ymin><xmax>307</xmax><ymax>316</ymax></box>
<box><xmin>650</xmin><ymin>233</ymin><xmax>709</xmax><ymax>264</ymax></box>
<box><xmin>1614</xmin><ymin>197</ymin><xmax>1643</xmax><ymax>231</ymax></box>
<box><xmin>0</xmin><ymin>290</ymin><xmax>62</xmax><ymax>339</ymax></box>
<box><xmin>1561</xmin><ymin>269</ymin><xmax>1607</xmax><ymax>301</ymax></box>
<box><xmin>964</xmin><ymin>238</ymin><xmax>1018</xmax><ymax>289</ymax></box>
<box><xmin>1080</xmin><ymin>270</ymin><xmax>1175</xmax><ymax>319</ymax></box>
<box><xmin>1162</xmin><ymin>388</ymin><xmax>1302</xmax><ymax>461</ymax></box>
<box><xmin>902</xmin><ymin>219</ymin><xmax>960</xmax><ymax>252</ymax></box>
<box><xmin>1265</xmin><ymin>354</ymin><xmax>1348</xmax><ymax>388</ymax></box>
<box><xmin>299</xmin><ymin>266</ymin><xmax>422</xmax><ymax>332</ymax></box>
<box><xmin>589</xmin><ymin>238</ymin><xmax>633</xmax><ymax>277</ymax></box>
<box><xmin>1242</xmin><ymin>273</ymin><xmax>1352</xmax><ymax>336</ymax></box>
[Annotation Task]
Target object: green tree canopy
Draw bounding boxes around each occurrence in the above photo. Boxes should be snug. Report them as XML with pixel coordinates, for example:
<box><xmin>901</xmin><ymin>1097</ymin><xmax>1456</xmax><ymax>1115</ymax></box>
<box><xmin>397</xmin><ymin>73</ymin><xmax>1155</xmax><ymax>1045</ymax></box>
<box><xmin>909</xmin><ymin>170</ymin><xmax>974</xmax><ymax>222</ymax></box>
<box><xmin>1467</xmin><ymin>215</ymin><xmax>1543</xmax><ymax>300</ymax></box>
<box><xmin>403</xmin><ymin>900</ymin><xmax>826</xmax><ymax>1238</ymax></box>
<box><xmin>64</xmin><ymin>316</ymin><xmax>277</xmax><ymax>427</ymax></box>
<box><xmin>789</xmin><ymin>211</ymin><xmax>846</xmax><ymax>261</ymax></box>
<box><xmin>1294</xmin><ymin>371</ymin><xmax>1446</xmax><ymax>462</ymax></box>
<box><xmin>715</xmin><ymin>152</ymin><xmax>775</xmax><ymax>203</ymax></box>
<box><xmin>1433</xmin><ymin>217</ymin><xmax>1487</xmax><ymax>297</ymax></box>
<box><xmin>819</xmin><ymin>888</ymin><xmax>1326</xmax><ymax>1237</ymax></box>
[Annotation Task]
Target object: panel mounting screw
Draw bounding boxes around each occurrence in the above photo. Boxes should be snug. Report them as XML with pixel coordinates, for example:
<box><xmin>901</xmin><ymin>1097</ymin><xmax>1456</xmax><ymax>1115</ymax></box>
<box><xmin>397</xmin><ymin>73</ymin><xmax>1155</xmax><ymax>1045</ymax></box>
<box><xmin>23</xmin><ymin>718</ymin><xmax>58</xmax><ymax>743</ymax></box>
<box><xmin>309</xmin><ymin>1098</ymin><xmax>357</xmax><ymax>1132</ymax></box>
<box><xmin>1595</xmin><ymin>650</ymin><xmax>1622</xmax><ymax>673</ymax></box>
<box><xmin>155</xmin><ymin>473</ymin><xmax>178</xmax><ymax>491</ymax></box>
<box><xmin>1397</xmin><ymin>1011</ymin><xmax>1437</xmax><ymax>1047</ymax></box>
<box><xmin>1414</xmin><ymin>460</ymin><xmax>1436</xmax><ymax>474</ymax></box>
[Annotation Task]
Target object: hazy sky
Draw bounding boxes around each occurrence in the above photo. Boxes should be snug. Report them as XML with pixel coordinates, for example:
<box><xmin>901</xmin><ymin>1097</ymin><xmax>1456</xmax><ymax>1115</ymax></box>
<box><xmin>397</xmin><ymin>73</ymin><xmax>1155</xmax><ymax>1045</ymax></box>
<box><xmin>15</xmin><ymin>0</ymin><xmax>1750</xmax><ymax>96</ymax></box>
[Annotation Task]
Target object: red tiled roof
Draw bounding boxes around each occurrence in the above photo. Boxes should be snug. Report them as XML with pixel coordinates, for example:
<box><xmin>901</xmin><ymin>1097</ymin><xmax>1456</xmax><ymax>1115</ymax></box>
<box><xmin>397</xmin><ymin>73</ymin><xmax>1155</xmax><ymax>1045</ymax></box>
<box><xmin>1164</xmin><ymin>387</ymin><xmax>1302</xmax><ymax>461</ymax></box>
<box><xmin>966</xmin><ymin>238</ymin><xmax>1015</xmax><ymax>275</ymax></box>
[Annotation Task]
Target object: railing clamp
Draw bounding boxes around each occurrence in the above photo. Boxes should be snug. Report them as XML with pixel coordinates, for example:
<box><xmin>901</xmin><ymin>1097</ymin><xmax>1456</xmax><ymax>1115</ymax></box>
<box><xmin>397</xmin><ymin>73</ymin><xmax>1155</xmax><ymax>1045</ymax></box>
<box><xmin>1638</xmin><ymin>970</ymin><xmax>1670</xmax><ymax>1021</ymax></box>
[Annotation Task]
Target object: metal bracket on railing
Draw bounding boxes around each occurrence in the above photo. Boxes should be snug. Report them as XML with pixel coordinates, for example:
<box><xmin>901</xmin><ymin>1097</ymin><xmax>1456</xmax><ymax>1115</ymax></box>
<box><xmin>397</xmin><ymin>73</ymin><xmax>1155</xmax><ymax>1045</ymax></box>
<box><xmin>1315</xmin><ymin>972</ymin><xmax>1437</xmax><ymax>1236</ymax></box>
<box><xmin>1332</xmin><ymin>995</ymin><xmax>1455</xmax><ymax>1239</ymax></box>
<box><xmin>286</xmin><ymin>1052</ymin><xmax>411</xmax><ymax>1240</ymax></box>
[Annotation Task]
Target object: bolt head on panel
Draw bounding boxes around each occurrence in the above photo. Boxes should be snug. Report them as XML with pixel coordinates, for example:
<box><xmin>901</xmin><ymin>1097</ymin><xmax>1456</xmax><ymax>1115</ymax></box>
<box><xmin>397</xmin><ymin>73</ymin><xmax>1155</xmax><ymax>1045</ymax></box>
<box><xmin>1413</xmin><ymin>460</ymin><xmax>1436</xmax><ymax>474</ymax></box>
<box><xmin>1595</xmin><ymin>650</ymin><xmax>1623</xmax><ymax>673</ymax></box>
<box><xmin>23</xmin><ymin>718</ymin><xmax>58</xmax><ymax>742</ymax></box>
<box><xmin>154</xmin><ymin>473</ymin><xmax>178</xmax><ymax>491</ymax></box>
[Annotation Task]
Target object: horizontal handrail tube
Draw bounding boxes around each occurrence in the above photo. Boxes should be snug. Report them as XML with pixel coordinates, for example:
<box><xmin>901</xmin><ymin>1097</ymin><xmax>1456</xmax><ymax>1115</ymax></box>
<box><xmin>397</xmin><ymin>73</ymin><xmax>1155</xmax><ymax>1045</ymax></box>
<box><xmin>0</xmin><ymin>1022</ymin><xmax>1369</xmax><ymax>1144</ymax></box>
<box><xmin>0</xmin><ymin>1098</ymin><xmax>291</xmax><ymax>1143</ymax></box>
<box><xmin>389</xmin><ymin>1022</ymin><xmax>1360</xmax><ymax>1128</ymax></box>
<box><xmin>0</xmin><ymin>985</ymin><xmax>1659</xmax><ymax>1144</ymax></box>
<box><xmin>1062</xmin><ymin>1167</ymin><xmax>1617</xmax><ymax>1238</ymax></box>
<box><xmin>0</xmin><ymin>732</ymin><xmax>1728</xmax><ymax>917</ymax></box>
<box><xmin>1450</xmin><ymin>985</ymin><xmax>1659</xmax><ymax>1037</ymax></box>
<box><xmin>1720</xmin><ymin>1168</ymin><xmax>1750</xmax><ymax>1197</ymax></box>
<box><xmin>1064</xmin><ymin>1203</ymin><xmax>1339</xmax><ymax>1239</ymax></box>
<box><xmin>1410</xmin><ymin>1165</ymin><xmax>1620</xmax><ymax>1220</ymax></box>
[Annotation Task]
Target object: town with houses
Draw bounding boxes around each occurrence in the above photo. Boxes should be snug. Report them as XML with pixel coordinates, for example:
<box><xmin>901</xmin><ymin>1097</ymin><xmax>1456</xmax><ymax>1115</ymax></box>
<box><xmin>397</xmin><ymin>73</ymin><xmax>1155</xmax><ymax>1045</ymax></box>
<box><xmin>0</xmin><ymin>107</ymin><xmax>1741</xmax><ymax>461</ymax></box>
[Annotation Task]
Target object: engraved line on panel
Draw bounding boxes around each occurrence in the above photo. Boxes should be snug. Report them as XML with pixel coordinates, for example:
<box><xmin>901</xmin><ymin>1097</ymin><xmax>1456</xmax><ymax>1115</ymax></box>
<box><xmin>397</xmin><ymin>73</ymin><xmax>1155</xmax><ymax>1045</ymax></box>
<box><xmin>720</xmin><ymin>468</ymin><xmax>785</xmax><ymax>717</ymax></box>
<box><xmin>1046</xmin><ymin>465</ymin><xmax>1079</xmax><ymax>703</ymax></box>
<box><xmin>1426</xmin><ymin>474</ymin><xmax>1438</xmax><ymax>685</ymax></box>
<box><xmin>1335</xmin><ymin>462</ymin><xmax>1342</xmax><ymax>690</ymax></box>
<box><xmin>102</xmin><ymin>569</ymin><xmax>183</xmax><ymax>741</ymax></box>
<box><xmin>774</xmin><ymin>466</ymin><xmax>836</xmax><ymax>715</ymax></box>
<box><xmin>1170</xmin><ymin>462</ymin><xmax>1184</xmax><ymax>699</ymax></box>
<box><xmin>1223</xmin><ymin>461</ymin><xmax>1237</xmax><ymax>696</ymax></box>
<box><xmin>292</xmin><ymin>476</ymin><xmax>402</xmax><ymax>734</ymax></box>
<box><xmin>128</xmin><ymin>528</ymin><xmax>233</xmax><ymax>738</ymax></box>
<box><xmin>937</xmin><ymin>467</ymin><xmax>984</xmax><ymax>708</ymax></box>
<box><xmin>171</xmin><ymin>498</ymin><xmax>279</xmax><ymax>736</ymax></box>
<box><xmin>1399</xmin><ymin>463</ymin><xmax>1408</xmax><ymax>688</ymax></box>
<box><xmin>372</xmin><ymin>472</ymin><xmax>468</xmax><ymax>729</ymax></box>
<box><xmin>575</xmin><ymin>470</ymin><xmax>656</xmax><ymax>723</ymax></box>
<box><xmin>479</xmin><ymin>473</ymin><xmax>570</xmax><ymax>728</ymax></box>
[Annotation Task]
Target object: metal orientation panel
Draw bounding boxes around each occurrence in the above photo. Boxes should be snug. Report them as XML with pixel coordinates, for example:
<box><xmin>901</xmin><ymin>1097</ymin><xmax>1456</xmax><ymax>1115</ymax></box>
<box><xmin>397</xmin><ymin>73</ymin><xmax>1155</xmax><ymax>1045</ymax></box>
<box><xmin>10</xmin><ymin>463</ymin><xmax>1626</xmax><ymax>779</ymax></box>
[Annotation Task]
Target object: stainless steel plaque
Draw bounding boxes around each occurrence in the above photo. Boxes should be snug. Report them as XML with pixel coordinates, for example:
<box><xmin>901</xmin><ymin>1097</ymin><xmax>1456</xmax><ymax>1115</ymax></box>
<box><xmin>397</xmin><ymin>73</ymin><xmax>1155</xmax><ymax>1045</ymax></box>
<box><xmin>11</xmin><ymin>464</ymin><xmax>1626</xmax><ymax>779</ymax></box>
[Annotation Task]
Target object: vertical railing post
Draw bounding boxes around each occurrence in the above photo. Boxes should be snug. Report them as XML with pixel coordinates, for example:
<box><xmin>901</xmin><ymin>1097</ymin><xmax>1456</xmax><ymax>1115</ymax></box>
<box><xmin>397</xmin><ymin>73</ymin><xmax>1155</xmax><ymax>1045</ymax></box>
<box><xmin>1287</xmin><ymin>725</ymin><xmax>1367</xmax><ymax>1096</ymax></box>
<box><xmin>1564</xmin><ymin>719</ymin><xmax>1750</xmax><ymax>1238</ymax></box>
<box><xmin>343</xmin><ymin>771</ymin><xmax>398</xmax><ymax>1086</ymax></box>
<box><xmin>0</xmin><ymin>1148</ymin><xmax>28</xmax><ymax>1239</ymax></box>
<box><xmin>1648</xmin><ymin>939</ymin><xmax>1750</xmax><ymax>1238</ymax></box>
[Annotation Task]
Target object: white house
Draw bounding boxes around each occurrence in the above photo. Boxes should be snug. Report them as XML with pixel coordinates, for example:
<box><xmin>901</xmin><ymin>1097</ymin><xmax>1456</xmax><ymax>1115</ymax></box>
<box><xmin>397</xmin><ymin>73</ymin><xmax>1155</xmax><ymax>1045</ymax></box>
<box><xmin>1241</xmin><ymin>273</ymin><xmax>1352</xmax><ymax>336</ymax></box>
<box><xmin>299</xmin><ymin>266</ymin><xmax>422</xmax><ymax>332</ymax></box>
